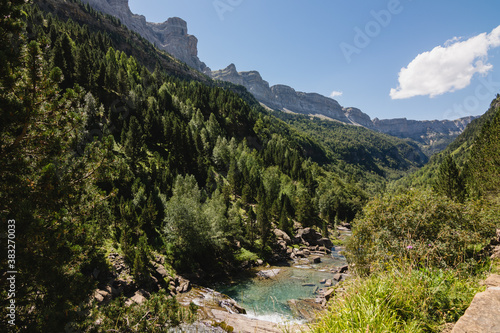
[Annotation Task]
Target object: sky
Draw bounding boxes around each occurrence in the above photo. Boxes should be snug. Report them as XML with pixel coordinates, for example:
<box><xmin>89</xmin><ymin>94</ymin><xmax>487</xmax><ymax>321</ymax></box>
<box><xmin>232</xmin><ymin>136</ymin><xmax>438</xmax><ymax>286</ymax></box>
<box><xmin>128</xmin><ymin>0</ymin><xmax>500</xmax><ymax>121</ymax></box>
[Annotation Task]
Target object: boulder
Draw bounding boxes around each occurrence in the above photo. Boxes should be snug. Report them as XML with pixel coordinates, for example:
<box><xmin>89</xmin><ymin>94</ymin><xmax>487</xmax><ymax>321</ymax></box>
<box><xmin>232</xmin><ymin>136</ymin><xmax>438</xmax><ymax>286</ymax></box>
<box><xmin>274</xmin><ymin>228</ymin><xmax>292</xmax><ymax>244</ymax></box>
<box><xmin>451</xmin><ymin>274</ymin><xmax>500</xmax><ymax>333</ymax></box>
<box><xmin>339</xmin><ymin>264</ymin><xmax>349</xmax><ymax>273</ymax></box>
<box><xmin>155</xmin><ymin>264</ymin><xmax>169</xmax><ymax>278</ymax></box>
<box><xmin>127</xmin><ymin>291</ymin><xmax>147</xmax><ymax>306</ymax></box>
<box><xmin>257</xmin><ymin>269</ymin><xmax>281</xmax><ymax>279</ymax></box>
<box><xmin>311</xmin><ymin>256</ymin><xmax>321</xmax><ymax>264</ymax></box>
<box><xmin>317</xmin><ymin>238</ymin><xmax>333</xmax><ymax>248</ymax></box>
<box><xmin>325</xmin><ymin>279</ymin><xmax>333</xmax><ymax>287</ymax></box>
<box><xmin>333</xmin><ymin>274</ymin><xmax>342</xmax><ymax>282</ymax></box>
<box><xmin>324</xmin><ymin>288</ymin><xmax>335</xmax><ymax>301</ymax></box>
<box><xmin>94</xmin><ymin>289</ymin><xmax>111</xmax><ymax>303</ymax></box>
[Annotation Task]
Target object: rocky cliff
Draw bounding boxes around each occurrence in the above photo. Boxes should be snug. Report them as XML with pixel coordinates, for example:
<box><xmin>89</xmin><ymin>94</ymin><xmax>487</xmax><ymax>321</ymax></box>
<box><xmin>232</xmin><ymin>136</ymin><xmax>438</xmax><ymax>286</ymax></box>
<box><xmin>81</xmin><ymin>0</ymin><xmax>210</xmax><ymax>74</ymax></box>
<box><xmin>211</xmin><ymin>64</ymin><xmax>350</xmax><ymax>123</ymax></box>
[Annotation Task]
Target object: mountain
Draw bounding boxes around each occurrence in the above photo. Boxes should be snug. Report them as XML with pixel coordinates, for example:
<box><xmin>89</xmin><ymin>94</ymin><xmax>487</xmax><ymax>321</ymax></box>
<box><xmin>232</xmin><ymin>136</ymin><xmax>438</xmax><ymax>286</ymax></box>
<box><xmin>80</xmin><ymin>0</ymin><xmax>210</xmax><ymax>74</ymax></box>
<box><xmin>212</xmin><ymin>64</ymin><xmax>475</xmax><ymax>151</ymax></box>
<box><xmin>392</xmin><ymin>96</ymin><xmax>500</xmax><ymax>191</ymax></box>
<box><xmin>80</xmin><ymin>0</ymin><xmax>476</xmax><ymax>155</ymax></box>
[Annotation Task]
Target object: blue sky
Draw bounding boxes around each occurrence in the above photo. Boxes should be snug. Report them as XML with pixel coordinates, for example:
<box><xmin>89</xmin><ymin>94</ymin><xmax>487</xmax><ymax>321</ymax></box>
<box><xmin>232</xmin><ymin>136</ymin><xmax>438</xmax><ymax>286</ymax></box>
<box><xmin>128</xmin><ymin>0</ymin><xmax>500</xmax><ymax>121</ymax></box>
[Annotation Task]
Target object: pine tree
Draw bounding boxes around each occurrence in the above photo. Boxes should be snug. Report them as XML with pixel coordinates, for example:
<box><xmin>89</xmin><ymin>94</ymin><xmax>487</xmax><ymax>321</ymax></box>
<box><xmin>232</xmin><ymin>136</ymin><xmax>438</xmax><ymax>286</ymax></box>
<box><xmin>434</xmin><ymin>155</ymin><xmax>466</xmax><ymax>202</ymax></box>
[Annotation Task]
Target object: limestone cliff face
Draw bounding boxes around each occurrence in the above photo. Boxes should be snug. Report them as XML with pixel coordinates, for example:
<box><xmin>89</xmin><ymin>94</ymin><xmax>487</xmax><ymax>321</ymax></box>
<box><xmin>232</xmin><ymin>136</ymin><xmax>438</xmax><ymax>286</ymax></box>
<box><xmin>81</xmin><ymin>0</ymin><xmax>210</xmax><ymax>74</ymax></box>
<box><xmin>212</xmin><ymin>64</ymin><xmax>349</xmax><ymax>123</ymax></box>
<box><xmin>372</xmin><ymin>117</ymin><xmax>474</xmax><ymax>143</ymax></box>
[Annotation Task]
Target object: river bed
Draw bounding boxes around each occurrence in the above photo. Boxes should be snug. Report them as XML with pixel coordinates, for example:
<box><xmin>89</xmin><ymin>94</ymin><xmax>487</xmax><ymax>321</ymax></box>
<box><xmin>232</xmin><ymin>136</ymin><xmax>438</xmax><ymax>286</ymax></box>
<box><xmin>214</xmin><ymin>247</ymin><xmax>347</xmax><ymax>323</ymax></box>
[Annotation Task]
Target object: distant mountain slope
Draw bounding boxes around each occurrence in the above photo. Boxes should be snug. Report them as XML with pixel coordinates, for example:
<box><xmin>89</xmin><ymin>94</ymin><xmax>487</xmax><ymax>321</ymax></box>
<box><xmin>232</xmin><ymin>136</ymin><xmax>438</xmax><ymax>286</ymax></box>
<box><xmin>392</xmin><ymin>95</ymin><xmax>500</xmax><ymax>190</ymax></box>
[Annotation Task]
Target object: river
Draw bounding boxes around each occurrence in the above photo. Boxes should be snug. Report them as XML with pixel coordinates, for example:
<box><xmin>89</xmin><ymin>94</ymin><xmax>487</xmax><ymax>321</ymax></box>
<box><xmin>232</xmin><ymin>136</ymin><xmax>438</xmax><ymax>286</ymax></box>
<box><xmin>214</xmin><ymin>246</ymin><xmax>348</xmax><ymax>323</ymax></box>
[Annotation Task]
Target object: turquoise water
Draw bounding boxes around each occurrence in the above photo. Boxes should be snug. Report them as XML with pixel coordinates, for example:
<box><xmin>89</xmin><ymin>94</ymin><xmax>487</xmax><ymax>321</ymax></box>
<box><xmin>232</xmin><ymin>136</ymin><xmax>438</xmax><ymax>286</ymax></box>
<box><xmin>215</xmin><ymin>250</ymin><xmax>347</xmax><ymax>322</ymax></box>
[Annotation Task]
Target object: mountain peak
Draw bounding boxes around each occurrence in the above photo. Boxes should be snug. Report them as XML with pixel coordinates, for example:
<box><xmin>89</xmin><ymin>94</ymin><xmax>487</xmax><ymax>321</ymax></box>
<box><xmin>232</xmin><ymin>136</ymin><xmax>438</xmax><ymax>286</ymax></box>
<box><xmin>82</xmin><ymin>0</ymin><xmax>210</xmax><ymax>74</ymax></box>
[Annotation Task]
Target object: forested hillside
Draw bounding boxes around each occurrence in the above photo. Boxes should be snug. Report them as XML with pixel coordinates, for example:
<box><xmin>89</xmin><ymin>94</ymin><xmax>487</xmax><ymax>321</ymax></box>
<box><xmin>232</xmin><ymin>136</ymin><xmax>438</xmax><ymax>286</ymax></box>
<box><xmin>2</xmin><ymin>0</ymin><xmax>498</xmax><ymax>332</ymax></box>
<box><xmin>0</xmin><ymin>0</ymin><xmax>369</xmax><ymax>330</ymax></box>
<box><xmin>392</xmin><ymin>96</ymin><xmax>500</xmax><ymax>193</ymax></box>
<box><xmin>273</xmin><ymin>111</ymin><xmax>428</xmax><ymax>191</ymax></box>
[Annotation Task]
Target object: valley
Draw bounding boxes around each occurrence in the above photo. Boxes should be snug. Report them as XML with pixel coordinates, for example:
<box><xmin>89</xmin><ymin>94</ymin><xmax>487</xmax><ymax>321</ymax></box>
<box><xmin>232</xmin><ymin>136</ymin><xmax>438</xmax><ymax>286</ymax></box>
<box><xmin>1</xmin><ymin>0</ymin><xmax>499</xmax><ymax>332</ymax></box>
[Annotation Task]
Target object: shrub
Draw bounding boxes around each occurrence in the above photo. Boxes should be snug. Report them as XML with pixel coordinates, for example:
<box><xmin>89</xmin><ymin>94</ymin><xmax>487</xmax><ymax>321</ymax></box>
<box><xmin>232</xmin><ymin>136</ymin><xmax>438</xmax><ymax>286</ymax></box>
<box><xmin>345</xmin><ymin>189</ymin><xmax>495</xmax><ymax>274</ymax></box>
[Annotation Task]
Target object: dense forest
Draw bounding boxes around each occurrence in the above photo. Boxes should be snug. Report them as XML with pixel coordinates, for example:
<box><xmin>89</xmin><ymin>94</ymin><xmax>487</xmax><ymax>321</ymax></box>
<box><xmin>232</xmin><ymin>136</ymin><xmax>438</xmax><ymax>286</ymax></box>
<box><xmin>1</xmin><ymin>0</ymin><xmax>499</xmax><ymax>332</ymax></box>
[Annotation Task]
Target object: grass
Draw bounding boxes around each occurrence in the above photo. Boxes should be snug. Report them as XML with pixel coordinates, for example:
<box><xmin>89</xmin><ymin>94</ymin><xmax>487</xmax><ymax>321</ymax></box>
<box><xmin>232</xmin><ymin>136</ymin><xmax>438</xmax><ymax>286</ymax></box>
<box><xmin>311</xmin><ymin>264</ymin><xmax>483</xmax><ymax>333</ymax></box>
<box><xmin>234</xmin><ymin>247</ymin><xmax>260</xmax><ymax>263</ymax></box>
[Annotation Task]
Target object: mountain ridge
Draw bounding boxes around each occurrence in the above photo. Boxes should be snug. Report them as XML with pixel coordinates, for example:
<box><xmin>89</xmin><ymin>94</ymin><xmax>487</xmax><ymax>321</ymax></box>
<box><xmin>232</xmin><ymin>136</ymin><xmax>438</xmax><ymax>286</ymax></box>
<box><xmin>83</xmin><ymin>0</ymin><xmax>476</xmax><ymax>153</ymax></box>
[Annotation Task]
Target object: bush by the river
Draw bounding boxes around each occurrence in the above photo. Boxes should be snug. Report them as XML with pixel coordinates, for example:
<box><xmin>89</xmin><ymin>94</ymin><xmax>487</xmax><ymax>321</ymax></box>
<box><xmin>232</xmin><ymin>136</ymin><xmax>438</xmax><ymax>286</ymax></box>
<box><xmin>345</xmin><ymin>189</ymin><xmax>496</xmax><ymax>275</ymax></box>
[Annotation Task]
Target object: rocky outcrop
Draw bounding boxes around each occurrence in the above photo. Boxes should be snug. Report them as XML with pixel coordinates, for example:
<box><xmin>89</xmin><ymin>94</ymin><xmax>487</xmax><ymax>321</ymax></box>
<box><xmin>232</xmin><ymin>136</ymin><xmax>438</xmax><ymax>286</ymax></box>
<box><xmin>211</xmin><ymin>64</ymin><xmax>349</xmax><ymax>123</ymax></box>
<box><xmin>81</xmin><ymin>0</ymin><xmax>210</xmax><ymax>73</ymax></box>
<box><xmin>451</xmin><ymin>274</ymin><xmax>500</xmax><ymax>333</ymax></box>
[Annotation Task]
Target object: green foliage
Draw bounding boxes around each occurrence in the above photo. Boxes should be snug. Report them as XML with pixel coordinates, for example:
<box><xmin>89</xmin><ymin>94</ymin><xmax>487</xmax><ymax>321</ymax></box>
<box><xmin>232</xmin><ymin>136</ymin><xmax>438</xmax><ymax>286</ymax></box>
<box><xmin>72</xmin><ymin>292</ymin><xmax>194</xmax><ymax>332</ymax></box>
<box><xmin>346</xmin><ymin>189</ymin><xmax>496</xmax><ymax>274</ymax></box>
<box><xmin>433</xmin><ymin>155</ymin><xmax>466</xmax><ymax>202</ymax></box>
<box><xmin>393</xmin><ymin>97</ymin><xmax>500</xmax><ymax>193</ymax></box>
<box><xmin>467</xmin><ymin>105</ymin><xmax>500</xmax><ymax>201</ymax></box>
<box><xmin>272</xmin><ymin>111</ymin><xmax>428</xmax><ymax>192</ymax></box>
<box><xmin>312</xmin><ymin>265</ymin><xmax>481</xmax><ymax>333</ymax></box>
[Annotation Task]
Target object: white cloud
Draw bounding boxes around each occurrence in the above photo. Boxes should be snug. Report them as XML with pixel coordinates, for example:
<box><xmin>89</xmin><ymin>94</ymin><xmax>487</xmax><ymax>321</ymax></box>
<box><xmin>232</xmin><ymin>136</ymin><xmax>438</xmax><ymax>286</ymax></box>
<box><xmin>329</xmin><ymin>90</ymin><xmax>343</xmax><ymax>98</ymax></box>
<box><xmin>390</xmin><ymin>25</ymin><xmax>500</xmax><ymax>100</ymax></box>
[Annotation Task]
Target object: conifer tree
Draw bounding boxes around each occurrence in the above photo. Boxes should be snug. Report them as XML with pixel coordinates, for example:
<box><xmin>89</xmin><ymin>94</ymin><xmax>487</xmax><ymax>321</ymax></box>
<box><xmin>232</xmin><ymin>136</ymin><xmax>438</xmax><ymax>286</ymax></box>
<box><xmin>434</xmin><ymin>155</ymin><xmax>466</xmax><ymax>202</ymax></box>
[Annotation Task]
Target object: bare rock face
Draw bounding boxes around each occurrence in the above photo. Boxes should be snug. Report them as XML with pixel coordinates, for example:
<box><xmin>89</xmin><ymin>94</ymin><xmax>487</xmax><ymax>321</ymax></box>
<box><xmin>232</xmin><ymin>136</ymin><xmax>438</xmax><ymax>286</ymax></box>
<box><xmin>372</xmin><ymin>117</ymin><xmax>475</xmax><ymax>144</ymax></box>
<box><xmin>451</xmin><ymin>274</ymin><xmax>500</xmax><ymax>333</ymax></box>
<box><xmin>211</xmin><ymin>64</ymin><xmax>348</xmax><ymax>123</ymax></box>
<box><xmin>81</xmin><ymin>0</ymin><xmax>210</xmax><ymax>73</ymax></box>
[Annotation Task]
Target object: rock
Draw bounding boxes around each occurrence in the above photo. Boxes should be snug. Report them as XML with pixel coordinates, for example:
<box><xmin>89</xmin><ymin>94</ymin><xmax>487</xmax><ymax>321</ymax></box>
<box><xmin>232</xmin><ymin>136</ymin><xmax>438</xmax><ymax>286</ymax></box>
<box><xmin>451</xmin><ymin>274</ymin><xmax>500</xmax><ymax>333</ymax></box>
<box><xmin>325</xmin><ymin>279</ymin><xmax>333</xmax><ymax>287</ymax></box>
<box><xmin>232</xmin><ymin>302</ymin><xmax>247</xmax><ymax>315</ymax></box>
<box><xmin>319</xmin><ymin>279</ymin><xmax>326</xmax><ymax>284</ymax></box>
<box><xmin>324</xmin><ymin>288</ymin><xmax>335</xmax><ymax>301</ymax></box>
<box><xmin>287</xmin><ymin>299</ymin><xmax>324</xmax><ymax>320</ymax></box>
<box><xmin>339</xmin><ymin>265</ymin><xmax>349</xmax><ymax>273</ymax></box>
<box><xmin>273</xmin><ymin>228</ymin><xmax>292</xmax><ymax>244</ymax></box>
<box><xmin>333</xmin><ymin>274</ymin><xmax>342</xmax><ymax>282</ymax></box>
<box><xmin>93</xmin><ymin>289</ymin><xmax>111</xmax><ymax>303</ymax></box>
<box><xmin>127</xmin><ymin>291</ymin><xmax>147</xmax><ymax>306</ymax></box>
<box><xmin>295</xmin><ymin>250</ymin><xmax>305</xmax><ymax>258</ymax></box>
<box><xmin>155</xmin><ymin>264</ymin><xmax>169</xmax><ymax>278</ymax></box>
<box><xmin>81</xmin><ymin>0</ymin><xmax>210</xmax><ymax>73</ymax></box>
<box><xmin>257</xmin><ymin>269</ymin><xmax>281</xmax><ymax>279</ymax></box>
<box><xmin>317</xmin><ymin>238</ymin><xmax>333</xmax><ymax>249</ymax></box>
<box><xmin>311</xmin><ymin>256</ymin><xmax>321</xmax><ymax>264</ymax></box>
<box><xmin>256</xmin><ymin>259</ymin><xmax>264</xmax><ymax>266</ymax></box>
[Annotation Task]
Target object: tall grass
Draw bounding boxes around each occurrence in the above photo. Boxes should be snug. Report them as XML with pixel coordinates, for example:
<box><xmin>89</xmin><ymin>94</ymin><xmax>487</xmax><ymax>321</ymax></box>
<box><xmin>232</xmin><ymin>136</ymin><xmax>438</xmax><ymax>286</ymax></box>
<box><xmin>311</xmin><ymin>264</ymin><xmax>481</xmax><ymax>333</ymax></box>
